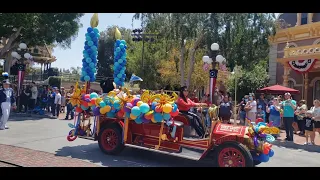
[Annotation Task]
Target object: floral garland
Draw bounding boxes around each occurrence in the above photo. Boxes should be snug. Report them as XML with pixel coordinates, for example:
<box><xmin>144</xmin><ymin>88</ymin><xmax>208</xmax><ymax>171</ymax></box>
<box><xmin>288</xmin><ymin>59</ymin><xmax>317</xmax><ymax>73</ymax></box>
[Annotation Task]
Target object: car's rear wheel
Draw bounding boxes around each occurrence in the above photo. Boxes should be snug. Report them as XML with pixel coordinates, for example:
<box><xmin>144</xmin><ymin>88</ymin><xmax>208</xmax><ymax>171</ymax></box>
<box><xmin>213</xmin><ymin>142</ymin><xmax>253</xmax><ymax>167</ymax></box>
<box><xmin>98</xmin><ymin>124</ymin><xmax>125</xmax><ymax>155</ymax></box>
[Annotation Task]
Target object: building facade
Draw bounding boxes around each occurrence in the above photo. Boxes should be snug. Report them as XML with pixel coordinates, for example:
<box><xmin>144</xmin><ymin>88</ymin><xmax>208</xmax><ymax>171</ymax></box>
<box><xmin>269</xmin><ymin>13</ymin><xmax>320</xmax><ymax>106</ymax></box>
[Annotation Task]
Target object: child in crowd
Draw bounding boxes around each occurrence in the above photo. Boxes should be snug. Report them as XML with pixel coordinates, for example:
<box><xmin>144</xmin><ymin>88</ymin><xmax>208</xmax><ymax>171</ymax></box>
<box><xmin>304</xmin><ymin>110</ymin><xmax>315</xmax><ymax>145</ymax></box>
<box><xmin>256</xmin><ymin>105</ymin><xmax>266</xmax><ymax>122</ymax></box>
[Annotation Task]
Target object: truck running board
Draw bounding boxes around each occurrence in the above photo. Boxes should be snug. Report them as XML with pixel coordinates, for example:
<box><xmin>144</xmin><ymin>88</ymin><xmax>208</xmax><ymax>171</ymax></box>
<box><xmin>125</xmin><ymin>144</ymin><xmax>203</xmax><ymax>161</ymax></box>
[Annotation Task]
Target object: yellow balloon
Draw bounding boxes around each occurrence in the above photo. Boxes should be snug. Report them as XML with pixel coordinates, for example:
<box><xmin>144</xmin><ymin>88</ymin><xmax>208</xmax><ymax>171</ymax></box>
<box><xmin>104</xmin><ymin>105</ymin><xmax>111</xmax><ymax>113</ymax></box>
<box><xmin>130</xmin><ymin>113</ymin><xmax>137</xmax><ymax>120</ymax></box>
<box><xmin>162</xmin><ymin>103</ymin><xmax>173</xmax><ymax>113</ymax></box>
<box><xmin>96</xmin><ymin>98</ymin><xmax>102</xmax><ymax>106</ymax></box>
<box><xmin>90</xmin><ymin>13</ymin><xmax>99</xmax><ymax>28</ymax></box>
<box><xmin>100</xmin><ymin>108</ymin><xmax>106</xmax><ymax>114</ymax></box>
<box><xmin>151</xmin><ymin>116</ymin><xmax>156</xmax><ymax>123</ymax></box>
<box><xmin>136</xmin><ymin>101</ymin><xmax>143</xmax><ymax>107</ymax></box>
<box><xmin>115</xmin><ymin>27</ymin><xmax>122</xmax><ymax>39</ymax></box>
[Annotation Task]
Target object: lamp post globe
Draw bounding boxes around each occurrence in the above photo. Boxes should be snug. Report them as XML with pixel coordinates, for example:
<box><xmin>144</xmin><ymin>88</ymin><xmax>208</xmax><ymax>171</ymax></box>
<box><xmin>211</xmin><ymin>43</ymin><xmax>219</xmax><ymax>51</ymax></box>
<box><xmin>216</xmin><ymin>55</ymin><xmax>224</xmax><ymax>64</ymax></box>
<box><xmin>19</xmin><ymin>43</ymin><xmax>27</xmax><ymax>49</ymax></box>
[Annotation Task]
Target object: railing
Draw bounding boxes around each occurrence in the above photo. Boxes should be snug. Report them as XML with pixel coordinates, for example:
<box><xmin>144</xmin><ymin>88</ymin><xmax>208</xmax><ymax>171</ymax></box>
<box><xmin>284</xmin><ymin>44</ymin><xmax>320</xmax><ymax>58</ymax></box>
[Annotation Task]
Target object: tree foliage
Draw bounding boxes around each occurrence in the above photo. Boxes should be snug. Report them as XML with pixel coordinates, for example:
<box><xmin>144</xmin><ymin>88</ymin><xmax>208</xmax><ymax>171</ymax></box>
<box><xmin>226</xmin><ymin>61</ymin><xmax>269</xmax><ymax>101</ymax></box>
<box><xmin>0</xmin><ymin>13</ymin><xmax>84</xmax><ymax>57</ymax></box>
<box><xmin>131</xmin><ymin>13</ymin><xmax>275</xmax><ymax>93</ymax></box>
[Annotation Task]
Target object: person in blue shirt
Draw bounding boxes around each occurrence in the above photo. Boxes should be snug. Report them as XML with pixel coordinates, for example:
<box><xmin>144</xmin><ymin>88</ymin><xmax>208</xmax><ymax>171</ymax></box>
<box><xmin>266</xmin><ymin>97</ymin><xmax>281</xmax><ymax>127</ymax></box>
<box><xmin>280</xmin><ymin>92</ymin><xmax>297</xmax><ymax>141</ymax></box>
<box><xmin>0</xmin><ymin>78</ymin><xmax>16</xmax><ymax>130</ymax></box>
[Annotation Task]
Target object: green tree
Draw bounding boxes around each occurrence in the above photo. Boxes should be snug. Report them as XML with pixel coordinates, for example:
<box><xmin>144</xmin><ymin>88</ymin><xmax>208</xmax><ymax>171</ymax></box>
<box><xmin>226</xmin><ymin>61</ymin><xmax>269</xmax><ymax>101</ymax></box>
<box><xmin>97</xmin><ymin>26</ymin><xmax>132</xmax><ymax>80</ymax></box>
<box><xmin>0</xmin><ymin>13</ymin><xmax>84</xmax><ymax>70</ymax></box>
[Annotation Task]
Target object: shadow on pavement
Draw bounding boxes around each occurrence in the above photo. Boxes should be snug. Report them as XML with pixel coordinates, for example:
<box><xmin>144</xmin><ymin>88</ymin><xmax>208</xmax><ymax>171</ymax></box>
<box><xmin>55</xmin><ymin>143</ymin><xmax>211</xmax><ymax>167</ymax></box>
<box><xmin>273</xmin><ymin>140</ymin><xmax>320</xmax><ymax>153</ymax></box>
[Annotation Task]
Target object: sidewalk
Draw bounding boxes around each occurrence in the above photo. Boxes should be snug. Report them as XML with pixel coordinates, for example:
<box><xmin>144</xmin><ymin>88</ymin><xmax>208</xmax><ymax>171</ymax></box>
<box><xmin>0</xmin><ymin>144</ymin><xmax>100</xmax><ymax>167</ymax></box>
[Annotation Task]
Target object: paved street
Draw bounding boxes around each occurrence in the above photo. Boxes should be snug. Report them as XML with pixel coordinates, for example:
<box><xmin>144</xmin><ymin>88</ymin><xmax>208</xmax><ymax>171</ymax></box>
<box><xmin>1</xmin><ymin>116</ymin><xmax>320</xmax><ymax>167</ymax></box>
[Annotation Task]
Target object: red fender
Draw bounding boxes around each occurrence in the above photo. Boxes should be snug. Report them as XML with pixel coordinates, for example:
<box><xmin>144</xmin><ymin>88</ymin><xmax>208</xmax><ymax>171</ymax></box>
<box><xmin>67</xmin><ymin>135</ymin><xmax>77</xmax><ymax>141</ymax></box>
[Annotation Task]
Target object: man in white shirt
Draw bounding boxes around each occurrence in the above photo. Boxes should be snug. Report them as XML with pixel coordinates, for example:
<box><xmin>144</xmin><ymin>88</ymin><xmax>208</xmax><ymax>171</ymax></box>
<box><xmin>54</xmin><ymin>89</ymin><xmax>61</xmax><ymax>118</ymax></box>
<box><xmin>30</xmin><ymin>82</ymin><xmax>38</xmax><ymax>110</ymax></box>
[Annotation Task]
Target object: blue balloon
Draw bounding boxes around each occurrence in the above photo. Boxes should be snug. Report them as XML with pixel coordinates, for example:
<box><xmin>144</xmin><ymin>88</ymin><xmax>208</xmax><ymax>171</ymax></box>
<box><xmin>80</xmin><ymin>76</ymin><xmax>85</xmax><ymax>82</ymax></box>
<box><xmin>90</xmin><ymin>53</ymin><xmax>97</xmax><ymax>59</ymax></box>
<box><xmin>88</xmin><ymin>41</ymin><xmax>94</xmax><ymax>46</ymax></box>
<box><xmin>268</xmin><ymin>149</ymin><xmax>274</xmax><ymax>157</ymax></box>
<box><xmin>172</xmin><ymin>103</ymin><xmax>178</xmax><ymax>112</ymax></box>
<box><xmin>118</xmin><ymin>59</ymin><xmax>123</xmax><ymax>64</ymax></box>
<box><xmin>89</xmin><ymin>63</ymin><xmax>95</xmax><ymax>68</ymax></box>
<box><xmin>82</xmin><ymin>71</ymin><xmax>87</xmax><ymax>76</ymax></box>
<box><xmin>114</xmin><ymin>77</ymin><xmax>119</xmax><ymax>82</ymax></box>
<box><xmin>154</xmin><ymin>113</ymin><xmax>163</xmax><ymax>122</ymax></box>
<box><xmin>92</xmin><ymin>37</ymin><xmax>98</xmax><ymax>42</ymax></box>
<box><xmin>124</xmin><ymin>45</ymin><xmax>127</xmax><ymax>49</ymax></box>
<box><xmin>107</xmin><ymin>111</ymin><xmax>116</xmax><ymax>118</ymax></box>
<box><xmin>113</xmin><ymin>100</ymin><xmax>121</xmax><ymax>110</ymax></box>
<box><xmin>90</xmin><ymin>92</ymin><xmax>98</xmax><ymax>99</ymax></box>
<box><xmin>91</xmin><ymin>46</ymin><xmax>97</xmax><ymax>51</ymax></box>
<box><xmin>140</xmin><ymin>103</ymin><xmax>150</xmax><ymax>113</ymax></box>
<box><xmin>119</xmin><ymin>43</ymin><xmax>124</xmax><ymax>49</ymax></box>
<box><xmin>83</xmin><ymin>53</ymin><xmax>89</xmax><ymax>58</ymax></box>
<box><xmin>116</xmin><ymin>47</ymin><xmax>121</xmax><ymax>52</ymax></box>
<box><xmin>81</xmin><ymin>105</ymin><xmax>89</xmax><ymax>110</ymax></box>
<box><xmin>151</xmin><ymin>102</ymin><xmax>157</xmax><ymax>110</ymax></box>
<box><xmin>116</xmin><ymin>39</ymin><xmax>121</xmax><ymax>46</ymax></box>
<box><xmin>87</xmin><ymin>27</ymin><xmax>93</xmax><ymax>33</ymax></box>
<box><xmin>99</xmin><ymin>101</ymin><xmax>106</xmax><ymax>108</ymax></box>
<box><xmin>120</xmin><ymin>40</ymin><xmax>126</xmax><ymax>45</ymax></box>
<box><xmin>114</xmin><ymin>62</ymin><xmax>119</xmax><ymax>67</ymax></box>
<box><xmin>86</xmin><ymin>36</ymin><xmax>91</xmax><ymax>41</ymax></box>
<box><xmin>85</xmin><ymin>45</ymin><xmax>90</xmax><ymax>50</ymax></box>
<box><xmin>97</xmin><ymin>33</ymin><xmax>100</xmax><ymax>38</ymax></box>
<box><xmin>117</xmin><ymin>74</ymin><xmax>122</xmax><ymax>78</ymax></box>
<box><xmin>93</xmin><ymin>27</ymin><xmax>99</xmax><ymax>34</ymax></box>
<box><xmin>163</xmin><ymin>113</ymin><xmax>171</xmax><ymax>120</ymax></box>
<box><xmin>135</xmin><ymin>118</ymin><xmax>143</xmax><ymax>124</ymax></box>
<box><xmin>84</xmin><ymin>75</ymin><xmax>90</xmax><ymax>81</ymax></box>
<box><xmin>82</xmin><ymin>62</ymin><xmax>88</xmax><ymax>67</ymax></box>
<box><xmin>90</xmin><ymin>31</ymin><xmax>95</xmax><ymax>38</ymax></box>
<box><xmin>86</xmin><ymin>49</ymin><xmax>92</xmax><ymax>54</ymax></box>
<box><xmin>259</xmin><ymin>153</ymin><xmax>269</xmax><ymax>162</ymax></box>
<box><xmin>86</xmin><ymin>58</ymin><xmax>92</xmax><ymax>63</ymax></box>
<box><xmin>93</xmin><ymin>69</ymin><xmax>97</xmax><ymax>73</ymax></box>
<box><xmin>122</xmin><ymin>74</ymin><xmax>126</xmax><ymax>79</ymax></box>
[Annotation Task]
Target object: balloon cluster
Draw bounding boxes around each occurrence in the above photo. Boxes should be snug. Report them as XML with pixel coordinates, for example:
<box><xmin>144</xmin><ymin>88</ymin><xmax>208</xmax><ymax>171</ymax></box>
<box><xmin>80</xmin><ymin>27</ymin><xmax>100</xmax><ymax>82</ymax></box>
<box><xmin>245</xmin><ymin>120</ymin><xmax>279</xmax><ymax>163</ymax></box>
<box><xmin>113</xmin><ymin>39</ymin><xmax>127</xmax><ymax>87</ymax></box>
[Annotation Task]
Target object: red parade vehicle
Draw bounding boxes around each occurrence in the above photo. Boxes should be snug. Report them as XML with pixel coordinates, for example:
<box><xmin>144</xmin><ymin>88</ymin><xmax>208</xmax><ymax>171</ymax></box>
<box><xmin>76</xmin><ymin>110</ymin><xmax>268</xmax><ymax>167</ymax></box>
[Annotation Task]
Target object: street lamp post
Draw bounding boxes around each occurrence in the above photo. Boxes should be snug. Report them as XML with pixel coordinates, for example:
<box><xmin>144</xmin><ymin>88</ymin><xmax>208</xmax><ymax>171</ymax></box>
<box><xmin>231</xmin><ymin>66</ymin><xmax>241</xmax><ymax>125</ymax></box>
<box><xmin>202</xmin><ymin>43</ymin><xmax>226</xmax><ymax>104</ymax></box>
<box><xmin>131</xmin><ymin>29</ymin><xmax>157</xmax><ymax>69</ymax></box>
<box><xmin>10</xmin><ymin>43</ymin><xmax>33</xmax><ymax>112</ymax></box>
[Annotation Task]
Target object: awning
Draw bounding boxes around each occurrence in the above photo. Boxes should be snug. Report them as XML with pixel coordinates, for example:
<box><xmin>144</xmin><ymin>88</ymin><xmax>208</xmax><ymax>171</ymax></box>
<box><xmin>256</xmin><ymin>85</ymin><xmax>300</xmax><ymax>94</ymax></box>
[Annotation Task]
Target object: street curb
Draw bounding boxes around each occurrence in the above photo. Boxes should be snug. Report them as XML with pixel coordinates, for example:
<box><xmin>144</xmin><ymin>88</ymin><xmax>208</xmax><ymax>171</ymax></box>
<box><xmin>0</xmin><ymin>144</ymin><xmax>101</xmax><ymax>167</ymax></box>
<box><xmin>10</xmin><ymin>113</ymin><xmax>52</xmax><ymax>119</ymax></box>
<box><xmin>272</xmin><ymin>140</ymin><xmax>320</xmax><ymax>153</ymax></box>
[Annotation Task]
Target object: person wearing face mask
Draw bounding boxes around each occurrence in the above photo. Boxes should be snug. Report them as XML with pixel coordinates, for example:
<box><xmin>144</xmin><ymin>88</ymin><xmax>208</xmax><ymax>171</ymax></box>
<box><xmin>245</xmin><ymin>94</ymin><xmax>257</xmax><ymax>124</ymax></box>
<box><xmin>0</xmin><ymin>73</ymin><xmax>16</xmax><ymax>130</ymax></box>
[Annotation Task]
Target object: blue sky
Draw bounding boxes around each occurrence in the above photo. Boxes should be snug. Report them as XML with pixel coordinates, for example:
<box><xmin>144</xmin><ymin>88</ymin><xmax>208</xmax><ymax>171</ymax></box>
<box><xmin>51</xmin><ymin>13</ymin><xmax>141</xmax><ymax>69</ymax></box>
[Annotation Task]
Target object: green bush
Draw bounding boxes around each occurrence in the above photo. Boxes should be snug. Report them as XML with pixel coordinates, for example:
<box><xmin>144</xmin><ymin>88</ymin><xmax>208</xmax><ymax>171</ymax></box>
<box><xmin>48</xmin><ymin>76</ymin><xmax>61</xmax><ymax>89</ymax></box>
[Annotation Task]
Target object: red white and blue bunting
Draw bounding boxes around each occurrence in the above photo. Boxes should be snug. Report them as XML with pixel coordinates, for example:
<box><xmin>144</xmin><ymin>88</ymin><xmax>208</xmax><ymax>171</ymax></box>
<box><xmin>288</xmin><ymin>59</ymin><xmax>317</xmax><ymax>73</ymax></box>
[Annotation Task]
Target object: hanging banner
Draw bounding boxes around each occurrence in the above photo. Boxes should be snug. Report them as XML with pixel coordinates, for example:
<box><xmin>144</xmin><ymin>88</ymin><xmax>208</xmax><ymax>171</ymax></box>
<box><xmin>209</xmin><ymin>69</ymin><xmax>218</xmax><ymax>104</ymax></box>
<box><xmin>288</xmin><ymin>59</ymin><xmax>317</xmax><ymax>73</ymax></box>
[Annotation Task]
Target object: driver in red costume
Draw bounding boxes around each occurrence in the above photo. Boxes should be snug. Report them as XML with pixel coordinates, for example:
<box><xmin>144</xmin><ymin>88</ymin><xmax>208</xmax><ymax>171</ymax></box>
<box><xmin>177</xmin><ymin>86</ymin><xmax>207</xmax><ymax>138</ymax></box>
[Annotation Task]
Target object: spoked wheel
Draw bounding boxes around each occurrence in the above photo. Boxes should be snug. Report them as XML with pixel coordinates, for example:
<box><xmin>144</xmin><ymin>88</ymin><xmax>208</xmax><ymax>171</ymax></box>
<box><xmin>214</xmin><ymin>142</ymin><xmax>253</xmax><ymax>167</ymax></box>
<box><xmin>98</xmin><ymin>124</ymin><xmax>124</xmax><ymax>155</ymax></box>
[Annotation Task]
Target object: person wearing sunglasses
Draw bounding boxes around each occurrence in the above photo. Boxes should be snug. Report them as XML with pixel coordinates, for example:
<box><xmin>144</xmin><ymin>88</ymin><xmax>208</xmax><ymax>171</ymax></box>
<box><xmin>280</xmin><ymin>92</ymin><xmax>297</xmax><ymax>142</ymax></box>
<box><xmin>177</xmin><ymin>86</ymin><xmax>207</xmax><ymax>138</ymax></box>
